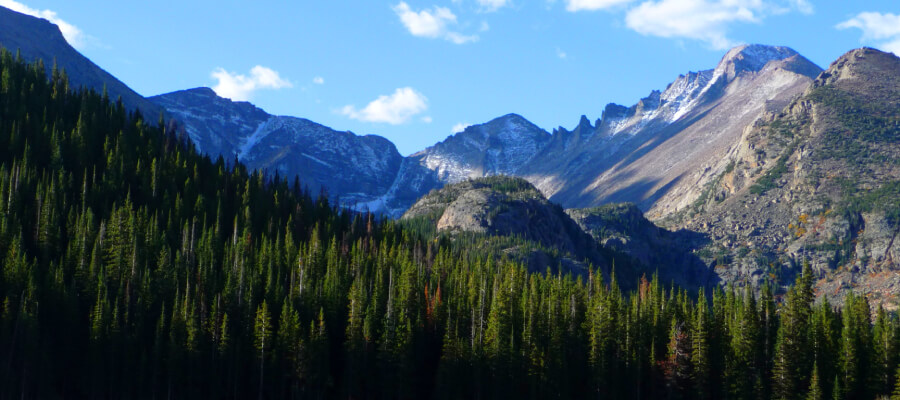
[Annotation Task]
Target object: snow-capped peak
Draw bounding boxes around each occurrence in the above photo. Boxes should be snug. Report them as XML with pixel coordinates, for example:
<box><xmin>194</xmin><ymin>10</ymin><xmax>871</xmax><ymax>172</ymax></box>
<box><xmin>712</xmin><ymin>44</ymin><xmax>799</xmax><ymax>82</ymax></box>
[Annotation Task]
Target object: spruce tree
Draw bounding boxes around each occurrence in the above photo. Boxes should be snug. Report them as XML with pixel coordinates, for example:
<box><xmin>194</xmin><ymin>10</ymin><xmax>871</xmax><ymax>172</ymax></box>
<box><xmin>254</xmin><ymin>301</ymin><xmax>272</xmax><ymax>400</ymax></box>
<box><xmin>773</xmin><ymin>263</ymin><xmax>815</xmax><ymax>400</ymax></box>
<box><xmin>692</xmin><ymin>288</ymin><xmax>711</xmax><ymax>399</ymax></box>
<box><xmin>892</xmin><ymin>365</ymin><xmax>900</xmax><ymax>400</ymax></box>
<box><xmin>806</xmin><ymin>362</ymin><xmax>823</xmax><ymax>400</ymax></box>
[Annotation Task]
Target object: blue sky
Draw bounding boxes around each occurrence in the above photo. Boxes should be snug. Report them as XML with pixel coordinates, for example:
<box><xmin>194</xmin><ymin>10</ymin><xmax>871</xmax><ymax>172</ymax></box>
<box><xmin>4</xmin><ymin>0</ymin><xmax>899</xmax><ymax>155</ymax></box>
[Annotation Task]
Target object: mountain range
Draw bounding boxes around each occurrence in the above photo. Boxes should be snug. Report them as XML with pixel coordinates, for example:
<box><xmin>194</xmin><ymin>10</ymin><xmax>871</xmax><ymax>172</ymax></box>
<box><xmin>150</xmin><ymin>43</ymin><xmax>822</xmax><ymax>220</ymax></box>
<box><xmin>2</xmin><ymin>5</ymin><xmax>899</xmax><ymax>304</ymax></box>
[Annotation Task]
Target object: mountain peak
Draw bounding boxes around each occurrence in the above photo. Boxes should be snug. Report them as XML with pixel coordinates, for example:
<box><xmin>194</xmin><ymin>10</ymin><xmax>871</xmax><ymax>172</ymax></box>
<box><xmin>713</xmin><ymin>44</ymin><xmax>802</xmax><ymax>80</ymax></box>
<box><xmin>720</xmin><ymin>44</ymin><xmax>798</xmax><ymax>67</ymax></box>
<box><xmin>472</xmin><ymin>113</ymin><xmax>547</xmax><ymax>139</ymax></box>
<box><xmin>489</xmin><ymin>113</ymin><xmax>531</xmax><ymax>125</ymax></box>
<box><xmin>576</xmin><ymin>115</ymin><xmax>593</xmax><ymax>131</ymax></box>
<box><xmin>0</xmin><ymin>5</ymin><xmax>62</xmax><ymax>39</ymax></box>
<box><xmin>814</xmin><ymin>47</ymin><xmax>900</xmax><ymax>87</ymax></box>
<box><xmin>183</xmin><ymin>87</ymin><xmax>218</xmax><ymax>97</ymax></box>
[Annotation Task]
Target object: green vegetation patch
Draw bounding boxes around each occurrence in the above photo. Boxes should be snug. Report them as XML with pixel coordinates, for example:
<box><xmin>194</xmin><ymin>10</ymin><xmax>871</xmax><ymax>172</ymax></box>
<box><xmin>749</xmin><ymin>141</ymin><xmax>797</xmax><ymax>195</ymax></box>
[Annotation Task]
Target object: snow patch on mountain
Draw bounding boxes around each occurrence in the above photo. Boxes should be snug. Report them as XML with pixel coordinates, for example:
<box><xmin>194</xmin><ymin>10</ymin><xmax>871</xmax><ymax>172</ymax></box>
<box><xmin>238</xmin><ymin>118</ymin><xmax>273</xmax><ymax>161</ymax></box>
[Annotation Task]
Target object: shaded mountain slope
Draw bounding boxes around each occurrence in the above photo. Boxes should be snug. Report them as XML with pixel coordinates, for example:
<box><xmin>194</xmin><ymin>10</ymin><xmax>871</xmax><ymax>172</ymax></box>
<box><xmin>567</xmin><ymin>203</ymin><xmax>713</xmax><ymax>288</ymax></box>
<box><xmin>0</xmin><ymin>6</ymin><xmax>162</xmax><ymax>116</ymax></box>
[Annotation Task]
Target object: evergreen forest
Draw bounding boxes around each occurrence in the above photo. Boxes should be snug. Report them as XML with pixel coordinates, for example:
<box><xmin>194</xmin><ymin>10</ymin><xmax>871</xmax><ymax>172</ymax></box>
<box><xmin>2</xmin><ymin>49</ymin><xmax>900</xmax><ymax>399</ymax></box>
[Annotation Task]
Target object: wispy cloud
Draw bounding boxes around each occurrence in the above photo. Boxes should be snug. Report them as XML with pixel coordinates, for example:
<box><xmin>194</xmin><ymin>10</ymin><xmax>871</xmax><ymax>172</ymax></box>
<box><xmin>211</xmin><ymin>66</ymin><xmax>292</xmax><ymax>101</ymax></box>
<box><xmin>837</xmin><ymin>12</ymin><xmax>900</xmax><ymax>55</ymax></box>
<box><xmin>477</xmin><ymin>0</ymin><xmax>510</xmax><ymax>12</ymax></box>
<box><xmin>623</xmin><ymin>0</ymin><xmax>811</xmax><ymax>50</ymax></box>
<box><xmin>392</xmin><ymin>2</ymin><xmax>479</xmax><ymax>44</ymax></box>
<box><xmin>0</xmin><ymin>0</ymin><xmax>88</xmax><ymax>49</ymax></box>
<box><xmin>566</xmin><ymin>0</ymin><xmax>634</xmax><ymax>12</ymax></box>
<box><xmin>451</xmin><ymin>122</ymin><xmax>471</xmax><ymax>133</ymax></box>
<box><xmin>556</xmin><ymin>47</ymin><xmax>568</xmax><ymax>59</ymax></box>
<box><xmin>788</xmin><ymin>0</ymin><xmax>812</xmax><ymax>15</ymax></box>
<box><xmin>313</xmin><ymin>76</ymin><xmax>325</xmax><ymax>85</ymax></box>
<box><xmin>341</xmin><ymin>87</ymin><xmax>429</xmax><ymax>125</ymax></box>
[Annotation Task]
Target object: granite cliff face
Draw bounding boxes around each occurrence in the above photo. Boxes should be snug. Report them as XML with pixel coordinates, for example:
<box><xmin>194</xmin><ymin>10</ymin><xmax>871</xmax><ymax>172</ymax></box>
<box><xmin>666</xmin><ymin>48</ymin><xmax>900</xmax><ymax>307</ymax></box>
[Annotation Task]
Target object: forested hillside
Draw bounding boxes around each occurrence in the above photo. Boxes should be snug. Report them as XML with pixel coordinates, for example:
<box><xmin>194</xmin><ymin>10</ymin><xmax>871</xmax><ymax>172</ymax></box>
<box><xmin>1</xmin><ymin>49</ymin><xmax>900</xmax><ymax>399</ymax></box>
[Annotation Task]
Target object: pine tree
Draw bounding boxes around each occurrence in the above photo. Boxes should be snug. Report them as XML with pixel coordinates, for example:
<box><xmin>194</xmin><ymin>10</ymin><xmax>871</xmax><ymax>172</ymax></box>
<box><xmin>254</xmin><ymin>301</ymin><xmax>272</xmax><ymax>400</ymax></box>
<box><xmin>773</xmin><ymin>263</ymin><xmax>815</xmax><ymax>400</ymax></box>
<box><xmin>692</xmin><ymin>288</ymin><xmax>711</xmax><ymax>399</ymax></box>
<box><xmin>872</xmin><ymin>305</ymin><xmax>895</xmax><ymax>397</ymax></box>
<box><xmin>806</xmin><ymin>362</ymin><xmax>823</xmax><ymax>400</ymax></box>
<box><xmin>892</xmin><ymin>364</ymin><xmax>900</xmax><ymax>400</ymax></box>
<box><xmin>840</xmin><ymin>292</ymin><xmax>872</xmax><ymax>400</ymax></box>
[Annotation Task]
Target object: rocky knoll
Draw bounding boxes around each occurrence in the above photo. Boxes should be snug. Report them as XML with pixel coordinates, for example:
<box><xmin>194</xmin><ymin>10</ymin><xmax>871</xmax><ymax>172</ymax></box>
<box><xmin>668</xmin><ymin>48</ymin><xmax>900</xmax><ymax>308</ymax></box>
<box><xmin>402</xmin><ymin>176</ymin><xmax>605</xmax><ymax>275</ymax></box>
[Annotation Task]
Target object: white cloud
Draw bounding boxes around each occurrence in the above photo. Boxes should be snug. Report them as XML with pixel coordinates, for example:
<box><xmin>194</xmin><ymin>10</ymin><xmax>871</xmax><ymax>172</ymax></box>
<box><xmin>837</xmin><ymin>12</ymin><xmax>900</xmax><ymax>55</ymax></box>
<box><xmin>883</xmin><ymin>39</ymin><xmax>900</xmax><ymax>56</ymax></box>
<box><xmin>477</xmin><ymin>0</ymin><xmax>510</xmax><ymax>12</ymax></box>
<box><xmin>566</xmin><ymin>0</ymin><xmax>634</xmax><ymax>12</ymax></box>
<box><xmin>451</xmin><ymin>122</ymin><xmax>471</xmax><ymax>133</ymax></box>
<box><xmin>556</xmin><ymin>47</ymin><xmax>568</xmax><ymax>59</ymax></box>
<box><xmin>422</xmin><ymin>116</ymin><xmax>434</xmax><ymax>123</ymax></box>
<box><xmin>341</xmin><ymin>87</ymin><xmax>428</xmax><ymax>125</ymax></box>
<box><xmin>313</xmin><ymin>76</ymin><xmax>325</xmax><ymax>85</ymax></box>
<box><xmin>211</xmin><ymin>66</ymin><xmax>292</xmax><ymax>101</ymax></box>
<box><xmin>624</xmin><ymin>0</ymin><xmax>809</xmax><ymax>50</ymax></box>
<box><xmin>392</xmin><ymin>2</ymin><xmax>479</xmax><ymax>44</ymax></box>
<box><xmin>788</xmin><ymin>0</ymin><xmax>812</xmax><ymax>15</ymax></box>
<box><xmin>0</xmin><ymin>0</ymin><xmax>87</xmax><ymax>49</ymax></box>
